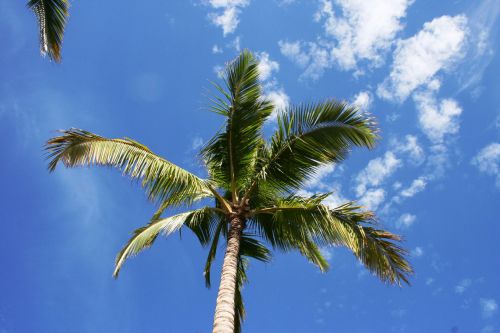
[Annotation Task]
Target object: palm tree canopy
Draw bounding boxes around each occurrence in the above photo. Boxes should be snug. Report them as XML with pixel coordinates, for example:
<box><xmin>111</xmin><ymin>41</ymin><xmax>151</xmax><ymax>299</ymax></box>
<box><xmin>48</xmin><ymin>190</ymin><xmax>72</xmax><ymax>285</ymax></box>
<box><xmin>45</xmin><ymin>50</ymin><xmax>412</xmax><ymax>332</ymax></box>
<box><xmin>27</xmin><ymin>0</ymin><xmax>70</xmax><ymax>62</ymax></box>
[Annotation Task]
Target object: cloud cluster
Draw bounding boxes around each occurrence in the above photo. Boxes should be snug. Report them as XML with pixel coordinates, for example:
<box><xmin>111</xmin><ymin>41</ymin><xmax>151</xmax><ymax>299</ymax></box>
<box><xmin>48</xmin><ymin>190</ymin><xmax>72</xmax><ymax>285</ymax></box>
<box><xmin>480</xmin><ymin>298</ymin><xmax>498</xmax><ymax>318</ymax></box>
<box><xmin>413</xmin><ymin>89</ymin><xmax>463</xmax><ymax>144</ymax></box>
<box><xmin>377</xmin><ymin>15</ymin><xmax>468</xmax><ymax>102</ymax></box>
<box><xmin>315</xmin><ymin>0</ymin><xmax>413</xmax><ymax>70</ymax></box>
<box><xmin>351</xmin><ymin>91</ymin><xmax>373</xmax><ymax>113</ymax></box>
<box><xmin>395</xmin><ymin>213</ymin><xmax>416</xmax><ymax>229</ymax></box>
<box><xmin>255</xmin><ymin>52</ymin><xmax>291</xmax><ymax>116</ymax></box>
<box><xmin>207</xmin><ymin>0</ymin><xmax>250</xmax><ymax>36</ymax></box>
<box><xmin>472</xmin><ymin>143</ymin><xmax>500</xmax><ymax>186</ymax></box>
<box><xmin>280</xmin><ymin>0</ymin><xmax>413</xmax><ymax>78</ymax></box>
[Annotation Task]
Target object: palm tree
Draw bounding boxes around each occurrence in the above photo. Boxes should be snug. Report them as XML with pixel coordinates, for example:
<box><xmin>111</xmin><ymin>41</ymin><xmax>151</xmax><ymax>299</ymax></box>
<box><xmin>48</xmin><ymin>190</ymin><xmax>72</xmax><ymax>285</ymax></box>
<box><xmin>45</xmin><ymin>51</ymin><xmax>412</xmax><ymax>333</ymax></box>
<box><xmin>27</xmin><ymin>0</ymin><xmax>70</xmax><ymax>62</ymax></box>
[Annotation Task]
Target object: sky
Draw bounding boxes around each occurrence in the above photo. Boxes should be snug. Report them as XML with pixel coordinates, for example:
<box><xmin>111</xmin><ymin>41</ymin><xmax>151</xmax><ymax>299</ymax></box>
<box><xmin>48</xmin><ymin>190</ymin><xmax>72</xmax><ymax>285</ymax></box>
<box><xmin>1</xmin><ymin>0</ymin><xmax>499</xmax><ymax>332</ymax></box>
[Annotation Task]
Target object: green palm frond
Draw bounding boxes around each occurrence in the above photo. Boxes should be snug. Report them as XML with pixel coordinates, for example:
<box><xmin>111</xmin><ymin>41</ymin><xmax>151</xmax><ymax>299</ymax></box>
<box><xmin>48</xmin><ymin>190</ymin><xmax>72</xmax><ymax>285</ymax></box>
<box><xmin>330</xmin><ymin>203</ymin><xmax>413</xmax><ymax>285</ymax></box>
<box><xmin>251</xmin><ymin>195</ymin><xmax>412</xmax><ymax>285</ymax></box>
<box><xmin>244</xmin><ymin>101</ymin><xmax>378</xmax><ymax>197</ymax></box>
<box><xmin>27</xmin><ymin>0</ymin><xmax>69</xmax><ymax>62</ymax></box>
<box><xmin>113</xmin><ymin>208</ymin><xmax>220</xmax><ymax>278</ymax></box>
<box><xmin>202</xmin><ymin>50</ymin><xmax>273</xmax><ymax>199</ymax></box>
<box><xmin>203</xmin><ymin>220</ymin><xmax>226</xmax><ymax>288</ymax></box>
<box><xmin>45</xmin><ymin>128</ymin><xmax>212</xmax><ymax>206</ymax></box>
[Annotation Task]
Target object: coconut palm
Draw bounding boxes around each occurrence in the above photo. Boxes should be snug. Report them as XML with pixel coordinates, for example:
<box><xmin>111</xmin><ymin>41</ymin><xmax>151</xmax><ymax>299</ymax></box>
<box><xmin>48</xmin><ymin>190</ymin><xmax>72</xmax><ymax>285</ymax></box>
<box><xmin>45</xmin><ymin>51</ymin><xmax>412</xmax><ymax>333</ymax></box>
<box><xmin>27</xmin><ymin>0</ymin><xmax>70</xmax><ymax>62</ymax></box>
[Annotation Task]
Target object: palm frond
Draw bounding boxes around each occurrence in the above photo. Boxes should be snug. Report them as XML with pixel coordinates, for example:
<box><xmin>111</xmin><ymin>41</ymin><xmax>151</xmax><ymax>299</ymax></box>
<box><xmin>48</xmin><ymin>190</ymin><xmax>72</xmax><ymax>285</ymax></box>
<box><xmin>113</xmin><ymin>208</ymin><xmax>219</xmax><ymax>277</ymax></box>
<box><xmin>45</xmin><ymin>128</ymin><xmax>212</xmax><ymax>206</ymax></box>
<box><xmin>27</xmin><ymin>0</ymin><xmax>69</xmax><ymax>62</ymax></box>
<box><xmin>244</xmin><ymin>101</ymin><xmax>378</xmax><ymax>197</ymax></box>
<box><xmin>330</xmin><ymin>202</ymin><xmax>413</xmax><ymax>285</ymax></box>
<box><xmin>251</xmin><ymin>196</ymin><xmax>412</xmax><ymax>284</ymax></box>
<box><xmin>201</xmin><ymin>51</ymin><xmax>273</xmax><ymax>199</ymax></box>
<box><xmin>203</xmin><ymin>220</ymin><xmax>226</xmax><ymax>288</ymax></box>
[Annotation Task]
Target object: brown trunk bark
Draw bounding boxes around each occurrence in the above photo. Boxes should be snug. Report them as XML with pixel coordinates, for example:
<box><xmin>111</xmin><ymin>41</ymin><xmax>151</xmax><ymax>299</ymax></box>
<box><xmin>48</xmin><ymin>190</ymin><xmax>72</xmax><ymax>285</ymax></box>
<box><xmin>212</xmin><ymin>216</ymin><xmax>243</xmax><ymax>333</ymax></box>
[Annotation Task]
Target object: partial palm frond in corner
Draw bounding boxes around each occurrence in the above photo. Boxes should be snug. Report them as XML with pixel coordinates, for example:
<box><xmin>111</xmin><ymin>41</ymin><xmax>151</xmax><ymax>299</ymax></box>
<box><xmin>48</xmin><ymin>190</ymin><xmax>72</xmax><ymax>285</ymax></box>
<box><xmin>27</xmin><ymin>0</ymin><xmax>70</xmax><ymax>62</ymax></box>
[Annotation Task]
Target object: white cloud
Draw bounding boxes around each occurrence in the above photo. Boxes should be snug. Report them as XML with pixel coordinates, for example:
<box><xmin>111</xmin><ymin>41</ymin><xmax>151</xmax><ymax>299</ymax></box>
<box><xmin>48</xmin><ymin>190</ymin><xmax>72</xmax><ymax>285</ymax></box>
<box><xmin>352</xmin><ymin>91</ymin><xmax>373</xmax><ymax>113</ymax></box>
<box><xmin>213</xmin><ymin>64</ymin><xmax>225</xmax><ymax>78</ymax></box>
<box><xmin>298</xmin><ymin>184</ymin><xmax>347</xmax><ymax>210</ymax></box>
<box><xmin>400</xmin><ymin>177</ymin><xmax>427</xmax><ymax>198</ymax></box>
<box><xmin>455</xmin><ymin>278</ymin><xmax>472</xmax><ymax>294</ymax></box>
<box><xmin>472</xmin><ymin>143</ymin><xmax>500</xmax><ymax>187</ymax></box>
<box><xmin>315</xmin><ymin>0</ymin><xmax>413</xmax><ymax>70</ymax></box>
<box><xmin>257</xmin><ymin>52</ymin><xmax>280</xmax><ymax>81</ymax></box>
<box><xmin>481</xmin><ymin>298</ymin><xmax>498</xmax><ymax>318</ymax></box>
<box><xmin>207</xmin><ymin>0</ymin><xmax>250</xmax><ymax>36</ymax></box>
<box><xmin>358</xmin><ymin>188</ymin><xmax>385</xmax><ymax>210</ymax></box>
<box><xmin>192</xmin><ymin>136</ymin><xmax>204</xmax><ymax>150</ymax></box>
<box><xmin>411</xmin><ymin>246</ymin><xmax>424</xmax><ymax>257</ymax></box>
<box><xmin>355</xmin><ymin>151</ymin><xmax>402</xmax><ymax>196</ymax></box>
<box><xmin>392</xmin><ymin>135</ymin><xmax>425</xmax><ymax>165</ymax></box>
<box><xmin>458</xmin><ymin>0</ymin><xmax>500</xmax><ymax>92</ymax></box>
<box><xmin>320</xmin><ymin>247</ymin><xmax>333</xmax><ymax>260</ymax></box>
<box><xmin>265</xmin><ymin>89</ymin><xmax>290</xmax><ymax>115</ymax></box>
<box><xmin>378</xmin><ymin>15</ymin><xmax>468</xmax><ymax>102</ymax></box>
<box><xmin>278</xmin><ymin>40</ymin><xmax>311</xmax><ymax>67</ymax></box>
<box><xmin>254</xmin><ymin>52</ymin><xmax>291</xmax><ymax>119</ymax></box>
<box><xmin>395</xmin><ymin>213</ymin><xmax>416</xmax><ymax>229</ymax></box>
<box><xmin>212</xmin><ymin>44</ymin><xmax>223</xmax><ymax>54</ymax></box>
<box><xmin>413</xmin><ymin>89</ymin><xmax>463</xmax><ymax>144</ymax></box>
<box><xmin>305</xmin><ymin>164</ymin><xmax>336</xmax><ymax>189</ymax></box>
<box><xmin>279</xmin><ymin>40</ymin><xmax>331</xmax><ymax>80</ymax></box>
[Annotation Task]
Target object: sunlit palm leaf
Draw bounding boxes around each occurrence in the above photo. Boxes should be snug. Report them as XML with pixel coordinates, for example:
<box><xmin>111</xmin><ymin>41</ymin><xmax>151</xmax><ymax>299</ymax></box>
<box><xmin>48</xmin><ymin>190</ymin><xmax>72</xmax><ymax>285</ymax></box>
<box><xmin>251</xmin><ymin>195</ymin><xmax>412</xmax><ymax>285</ymax></box>
<box><xmin>45</xmin><ymin>128</ymin><xmax>212</xmax><ymax>205</ymax></box>
<box><xmin>113</xmin><ymin>207</ymin><xmax>219</xmax><ymax>277</ymax></box>
<box><xmin>202</xmin><ymin>51</ymin><xmax>273</xmax><ymax>198</ymax></box>
<box><xmin>245</xmin><ymin>101</ymin><xmax>378</xmax><ymax>197</ymax></box>
<box><xmin>330</xmin><ymin>202</ymin><xmax>413</xmax><ymax>285</ymax></box>
<box><xmin>27</xmin><ymin>0</ymin><xmax>69</xmax><ymax>62</ymax></box>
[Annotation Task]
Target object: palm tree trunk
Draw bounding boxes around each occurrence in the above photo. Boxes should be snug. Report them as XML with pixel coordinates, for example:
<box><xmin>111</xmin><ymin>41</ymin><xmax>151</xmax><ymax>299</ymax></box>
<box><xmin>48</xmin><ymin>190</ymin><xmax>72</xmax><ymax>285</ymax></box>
<box><xmin>212</xmin><ymin>216</ymin><xmax>244</xmax><ymax>333</ymax></box>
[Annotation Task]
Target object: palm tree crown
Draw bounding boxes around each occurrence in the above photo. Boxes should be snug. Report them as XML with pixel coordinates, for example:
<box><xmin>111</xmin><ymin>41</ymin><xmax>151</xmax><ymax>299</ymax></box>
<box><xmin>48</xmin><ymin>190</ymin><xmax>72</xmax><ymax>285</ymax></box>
<box><xmin>45</xmin><ymin>51</ymin><xmax>412</xmax><ymax>333</ymax></box>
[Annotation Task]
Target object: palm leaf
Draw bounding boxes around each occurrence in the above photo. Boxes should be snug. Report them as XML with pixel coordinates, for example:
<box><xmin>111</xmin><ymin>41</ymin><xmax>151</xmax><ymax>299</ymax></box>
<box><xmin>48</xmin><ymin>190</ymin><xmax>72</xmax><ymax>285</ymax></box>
<box><xmin>330</xmin><ymin>202</ymin><xmax>413</xmax><ymax>285</ymax></box>
<box><xmin>243</xmin><ymin>101</ymin><xmax>378</xmax><ymax>198</ymax></box>
<box><xmin>201</xmin><ymin>51</ymin><xmax>273</xmax><ymax>200</ymax></box>
<box><xmin>251</xmin><ymin>196</ymin><xmax>412</xmax><ymax>285</ymax></box>
<box><xmin>45</xmin><ymin>128</ymin><xmax>212</xmax><ymax>206</ymax></box>
<box><xmin>27</xmin><ymin>0</ymin><xmax>69</xmax><ymax>62</ymax></box>
<box><xmin>113</xmin><ymin>208</ymin><xmax>219</xmax><ymax>277</ymax></box>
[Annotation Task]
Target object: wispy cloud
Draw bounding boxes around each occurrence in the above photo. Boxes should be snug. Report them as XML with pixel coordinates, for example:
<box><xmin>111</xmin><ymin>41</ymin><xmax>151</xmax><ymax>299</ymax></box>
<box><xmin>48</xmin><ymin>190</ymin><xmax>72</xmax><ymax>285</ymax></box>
<box><xmin>480</xmin><ymin>298</ymin><xmax>498</xmax><ymax>318</ymax></box>
<box><xmin>395</xmin><ymin>213</ymin><xmax>416</xmax><ymax>229</ymax></box>
<box><xmin>411</xmin><ymin>246</ymin><xmax>424</xmax><ymax>257</ymax></box>
<box><xmin>413</xmin><ymin>87</ymin><xmax>463</xmax><ymax>144</ymax></box>
<box><xmin>455</xmin><ymin>278</ymin><xmax>472</xmax><ymax>294</ymax></box>
<box><xmin>472</xmin><ymin>143</ymin><xmax>500</xmax><ymax>187</ymax></box>
<box><xmin>255</xmin><ymin>52</ymin><xmax>291</xmax><ymax>117</ymax></box>
<box><xmin>280</xmin><ymin>0</ymin><xmax>413</xmax><ymax>78</ymax></box>
<box><xmin>378</xmin><ymin>15</ymin><xmax>468</xmax><ymax>102</ymax></box>
<box><xmin>314</xmin><ymin>0</ymin><xmax>413</xmax><ymax>71</ymax></box>
<box><xmin>206</xmin><ymin>0</ymin><xmax>250</xmax><ymax>36</ymax></box>
<box><xmin>351</xmin><ymin>91</ymin><xmax>373</xmax><ymax>113</ymax></box>
<box><xmin>355</xmin><ymin>151</ymin><xmax>402</xmax><ymax>196</ymax></box>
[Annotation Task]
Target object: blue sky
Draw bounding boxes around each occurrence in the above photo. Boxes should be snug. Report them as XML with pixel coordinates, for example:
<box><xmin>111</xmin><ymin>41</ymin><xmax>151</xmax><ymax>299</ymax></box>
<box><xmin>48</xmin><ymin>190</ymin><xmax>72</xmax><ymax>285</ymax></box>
<box><xmin>1</xmin><ymin>0</ymin><xmax>499</xmax><ymax>332</ymax></box>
